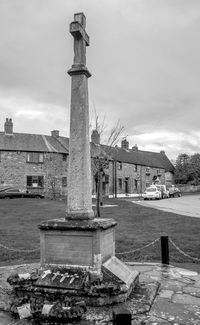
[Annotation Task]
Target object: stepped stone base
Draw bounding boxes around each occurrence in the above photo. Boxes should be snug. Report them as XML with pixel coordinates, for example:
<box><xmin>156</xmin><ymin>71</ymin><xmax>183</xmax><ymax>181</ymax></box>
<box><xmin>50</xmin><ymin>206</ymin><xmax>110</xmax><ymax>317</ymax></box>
<box><xmin>36</xmin><ymin>217</ymin><xmax>140</xmax><ymax>305</ymax></box>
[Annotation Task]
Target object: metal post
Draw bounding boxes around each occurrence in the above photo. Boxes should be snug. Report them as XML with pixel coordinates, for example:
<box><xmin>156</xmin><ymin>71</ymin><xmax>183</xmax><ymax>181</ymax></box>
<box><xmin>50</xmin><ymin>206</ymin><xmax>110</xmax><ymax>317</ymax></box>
<box><xmin>161</xmin><ymin>236</ymin><xmax>169</xmax><ymax>265</ymax></box>
<box><xmin>113</xmin><ymin>308</ymin><xmax>131</xmax><ymax>325</ymax></box>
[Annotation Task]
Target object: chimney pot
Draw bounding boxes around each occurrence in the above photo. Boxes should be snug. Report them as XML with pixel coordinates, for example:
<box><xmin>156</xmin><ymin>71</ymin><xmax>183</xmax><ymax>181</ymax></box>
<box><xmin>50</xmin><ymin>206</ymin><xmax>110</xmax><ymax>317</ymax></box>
<box><xmin>51</xmin><ymin>130</ymin><xmax>59</xmax><ymax>138</ymax></box>
<box><xmin>91</xmin><ymin>129</ymin><xmax>100</xmax><ymax>145</ymax></box>
<box><xmin>132</xmin><ymin>144</ymin><xmax>138</xmax><ymax>151</ymax></box>
<box><xmin>4</xmin><ymin>118</ymin><xmax>13</xmax><ymax>135</ymax></box>
<box><xmin>121</xmin><ymin>138</ymin><xmax>129</xmax><ymax>150</ymax></box>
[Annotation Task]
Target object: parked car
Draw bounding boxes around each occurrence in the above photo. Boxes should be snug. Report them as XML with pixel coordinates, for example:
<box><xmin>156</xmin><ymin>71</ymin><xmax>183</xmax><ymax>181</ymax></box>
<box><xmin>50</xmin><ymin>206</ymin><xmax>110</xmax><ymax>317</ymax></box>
<box><xmin>154</xmin><ymin>185</ymin><xmax>169</xmax><ymax>199</ymax></box>
<box><xmin>168</xmin><ymin>186</ymin><xmax>181</xmax><ymax>198</ymax></box>
<box><xmin>0</xmin><ymin>188</ymin><xmax>44</xmax><ymax>199</ymax></box>
<box><xmin>143</xmin><ymin>187</ymin><xmax>162</xmax><ymax>200</ymax></box>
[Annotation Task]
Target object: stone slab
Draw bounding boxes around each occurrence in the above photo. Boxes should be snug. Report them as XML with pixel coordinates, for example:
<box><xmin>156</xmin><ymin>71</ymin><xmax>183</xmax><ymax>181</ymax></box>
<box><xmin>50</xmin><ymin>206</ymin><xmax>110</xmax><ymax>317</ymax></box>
<box><xmin>150</xmin><ymin>298</ymin><xmax>200</xmax><ymax>324</ymax></box>
<box><xmin>39</xmin><ymin>218</ymin><xmax>117</xmax><ymax>231</ymax></box>
<box><xmin>103</xmin><ymin>256</ymin><xmax>139</xmax><ymax>287</ymax></box>
<box><xmin>172</xmin><ymin>293</ymin><xmax>200</xmax><ymax>305</ymax></box>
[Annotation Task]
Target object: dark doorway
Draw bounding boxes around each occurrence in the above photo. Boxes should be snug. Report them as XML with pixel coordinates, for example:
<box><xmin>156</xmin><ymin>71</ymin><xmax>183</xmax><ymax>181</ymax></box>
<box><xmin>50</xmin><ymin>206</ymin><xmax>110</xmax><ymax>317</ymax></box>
<box><xmin>125</xmin><ymin>177</ymin><xmax>129</xmax><ymax>194</ymax></box>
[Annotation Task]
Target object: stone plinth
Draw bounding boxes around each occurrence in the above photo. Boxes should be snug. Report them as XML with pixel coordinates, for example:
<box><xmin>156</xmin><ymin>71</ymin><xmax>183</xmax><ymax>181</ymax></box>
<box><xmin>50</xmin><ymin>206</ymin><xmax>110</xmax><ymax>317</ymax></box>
<box><xmin>39</xmin><ymin>218</ymin><xmax>117</xmax><ymax>271</ymax></box>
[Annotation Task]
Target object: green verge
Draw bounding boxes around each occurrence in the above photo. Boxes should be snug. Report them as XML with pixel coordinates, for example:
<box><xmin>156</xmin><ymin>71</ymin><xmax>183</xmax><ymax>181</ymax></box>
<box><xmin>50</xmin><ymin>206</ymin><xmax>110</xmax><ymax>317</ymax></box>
<box><xmin>0</xmin><ymin>198</ymin><xmax>199</xmax><ymax>272</ymax></box>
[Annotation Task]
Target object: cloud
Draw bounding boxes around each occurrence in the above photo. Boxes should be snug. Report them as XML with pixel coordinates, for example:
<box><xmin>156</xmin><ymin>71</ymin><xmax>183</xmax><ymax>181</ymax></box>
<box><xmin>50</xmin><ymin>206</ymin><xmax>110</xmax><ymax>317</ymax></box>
<box><xmin>0</xmin><ymin>90</ymin><xmax>69</xmax><ymax>136</ymax></box>
<box><xmin>128</xmin><ymin>130</ymin><xmax>200</xmax><ymax>159</ymax></box>
<box><xmin>0</xmin><ymin>0</ymin><xmax>199</xmax><ymax>160</ymax></box>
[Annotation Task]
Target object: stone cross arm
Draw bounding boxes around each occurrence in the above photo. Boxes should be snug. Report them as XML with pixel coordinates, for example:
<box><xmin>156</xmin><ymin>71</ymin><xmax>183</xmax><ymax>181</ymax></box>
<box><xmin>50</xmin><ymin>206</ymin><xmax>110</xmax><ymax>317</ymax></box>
<box><xmin>70</xmin><ymin>21</ymin><xmax>89</xmax><ymax>46</ymax></box>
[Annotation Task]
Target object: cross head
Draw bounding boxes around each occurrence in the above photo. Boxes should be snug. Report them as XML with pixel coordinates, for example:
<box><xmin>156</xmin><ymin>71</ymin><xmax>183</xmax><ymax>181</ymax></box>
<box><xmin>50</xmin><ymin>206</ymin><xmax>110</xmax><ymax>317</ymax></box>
<box><xmin>70</xmin><ymin>13</ymin><xmax>89</xmax><ymax>66</ymax></box>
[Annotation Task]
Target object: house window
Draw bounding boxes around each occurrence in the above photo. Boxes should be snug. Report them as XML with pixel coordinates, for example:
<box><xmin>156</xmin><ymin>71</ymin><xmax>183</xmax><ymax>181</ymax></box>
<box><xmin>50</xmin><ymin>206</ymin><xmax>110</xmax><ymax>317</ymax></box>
<box><xmin>134</xmin><ymin>165</ymin><xmax>137</xmax><ymax>172</ymax></box>
<box><xmin>146</xmin><ymin>167</ymin><xmax>150</xmax><ymax>174</ymax></box>
<box><xmin>62</xmin><ymin>177</ymin><xmax>67</xmax><ymax>187</ymax></box>
<box><xmin>103</xmin><ymin>174</ymin><xmax>109</xmax><ymax>184</ymax></box>
<box><xmin>118</xmin><ymin>162</ymin><xmax>122</xmax><ymax>170</ymax></box>
<box><xmin>62</xmin><ymin>154</ymin><xmax>67</xmax><ymax>161</ymax></box>
<box><xmin>27</xmin><ymin>176</ymin><xmax>44</xmax><ymax>188</ymax></box>
<box><xmin>157</xmin><ymin>169</ymin><xmax>162</xmax><ymax>175</ymax></box>
<box><xmin>26</xmin><ymin>152</ymin><xmax>44</xmax><ymax>163</ymax></box>
<box><xmin>118</xmin><ymin>178</ymin><xmax>122</xmax><ymax>190</ymax></box>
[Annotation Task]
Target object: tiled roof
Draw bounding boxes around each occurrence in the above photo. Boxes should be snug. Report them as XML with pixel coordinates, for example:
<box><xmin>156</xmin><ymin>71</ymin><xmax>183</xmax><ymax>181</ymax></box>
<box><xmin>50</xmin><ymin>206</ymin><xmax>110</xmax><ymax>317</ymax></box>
<box><xmin>102</xmin><ymin>145</ymin><xmax>175</xmax><ymax>172</ymax></box>
<box><xmin>0</xmin><ymin>132</ymin><xmax>68</xmax><ymax>153</ymax></box>
<box><xmin>0</xmin><ymin>132</ymin><xmax>174</xmax><ymax>172</ymax></box>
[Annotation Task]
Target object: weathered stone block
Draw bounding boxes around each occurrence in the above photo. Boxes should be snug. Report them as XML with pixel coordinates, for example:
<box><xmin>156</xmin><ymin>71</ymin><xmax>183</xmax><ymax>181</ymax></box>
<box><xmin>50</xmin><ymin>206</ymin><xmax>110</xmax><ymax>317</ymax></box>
<box><xmin>39</xmin><ymin>218</ymin><xmax>116</xmax><ymax>270</ymax></box>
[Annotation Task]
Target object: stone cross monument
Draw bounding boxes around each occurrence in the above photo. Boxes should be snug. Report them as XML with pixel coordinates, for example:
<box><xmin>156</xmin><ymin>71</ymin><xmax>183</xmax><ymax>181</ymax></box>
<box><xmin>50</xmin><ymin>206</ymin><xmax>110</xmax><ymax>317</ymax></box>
<box><xmin>38</xmin><ymin>13</ymin><xmax>139</xmax><ymax>303</ymax></box>
<box><xmin>66</xmin><ymin>13</ymin><xmax>94</xmax><ymax>220</ymax></box>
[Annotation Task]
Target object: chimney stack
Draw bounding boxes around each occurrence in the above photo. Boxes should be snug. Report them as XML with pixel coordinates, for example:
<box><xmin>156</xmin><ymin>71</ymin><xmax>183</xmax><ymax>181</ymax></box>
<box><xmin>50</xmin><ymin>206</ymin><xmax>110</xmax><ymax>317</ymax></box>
<box><xmin>132</xmin><ymin>144</ymin><xmax>138</xmax><ymax>151</ymax></box>
<box><xmin>121</xmin><ymin>138</ymin><xmax>129</xmax><ymax>150</ymax></box>
<box><xmin>51</xmin><ymin>130</ymin><xmax>59</xmax><ymax>138</ymax></box>
<box><xmin>91</xmin><ymin>129</ymin><xmax>100</xmax><ymax>145</ymax></box>
<box><xmin>4</xmin><ymin>118</ymin><xmax>13</xmax><ymax>135</ymax></box>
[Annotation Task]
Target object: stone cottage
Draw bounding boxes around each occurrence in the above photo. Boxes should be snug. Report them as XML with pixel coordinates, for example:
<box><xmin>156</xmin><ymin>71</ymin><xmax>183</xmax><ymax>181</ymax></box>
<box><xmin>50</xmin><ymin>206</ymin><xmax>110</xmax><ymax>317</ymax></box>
<box><xmin>0</xmin><ymin>119</ymin><xmax>174</xmax><ymax>197</ymax></box>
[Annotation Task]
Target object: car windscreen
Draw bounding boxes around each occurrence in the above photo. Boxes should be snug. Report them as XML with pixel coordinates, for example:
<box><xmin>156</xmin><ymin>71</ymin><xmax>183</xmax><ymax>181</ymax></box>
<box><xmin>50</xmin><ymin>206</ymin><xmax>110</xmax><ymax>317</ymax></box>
<box><xmin>146</xmin><ymin>188</ymin><xmax>157</xmax><ymax>192</ymax></box>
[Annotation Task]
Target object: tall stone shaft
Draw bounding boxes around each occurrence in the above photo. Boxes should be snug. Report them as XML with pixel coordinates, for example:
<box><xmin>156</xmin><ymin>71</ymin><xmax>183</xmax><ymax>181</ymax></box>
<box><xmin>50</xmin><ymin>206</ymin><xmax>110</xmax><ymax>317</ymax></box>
<box><xmin>66</xmin><ymin>13</ymin><xmax>94</xmax><ymax>220</ymax></box>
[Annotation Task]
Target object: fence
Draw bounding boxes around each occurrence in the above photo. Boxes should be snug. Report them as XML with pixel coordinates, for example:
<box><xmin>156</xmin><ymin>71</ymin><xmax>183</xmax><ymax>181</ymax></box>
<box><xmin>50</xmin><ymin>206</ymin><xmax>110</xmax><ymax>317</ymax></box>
<box><xmin>115</xmin><ymin>235</ymin><xmax>200</xmax><ymax>264</ymax></box>
<box><xmin>0</xmin><ymin>235</ymin><xmax>199</xmax><ymax>265</ymax></box>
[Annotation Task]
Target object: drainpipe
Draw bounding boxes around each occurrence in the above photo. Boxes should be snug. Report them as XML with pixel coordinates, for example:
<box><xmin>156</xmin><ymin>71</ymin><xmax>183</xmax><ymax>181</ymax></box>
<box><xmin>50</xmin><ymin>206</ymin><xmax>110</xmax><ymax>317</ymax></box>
<box><xmin>112</xmin><ymin>160</ymin><xmax>115</xmax><ymax>198</ymax></box>
<box><xmin>114</xmin><ymin>161</ymin><xmax>117</xmax><ymax>198</ymax></box>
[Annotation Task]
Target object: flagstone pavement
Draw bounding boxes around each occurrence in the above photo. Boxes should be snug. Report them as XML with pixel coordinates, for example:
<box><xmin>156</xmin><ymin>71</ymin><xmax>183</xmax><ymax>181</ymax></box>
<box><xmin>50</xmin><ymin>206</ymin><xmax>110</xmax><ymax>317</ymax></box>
<box><xmin>0</xmin><ymin>262</ymin><xmax>200</xmax><ymax>324</ymax></box>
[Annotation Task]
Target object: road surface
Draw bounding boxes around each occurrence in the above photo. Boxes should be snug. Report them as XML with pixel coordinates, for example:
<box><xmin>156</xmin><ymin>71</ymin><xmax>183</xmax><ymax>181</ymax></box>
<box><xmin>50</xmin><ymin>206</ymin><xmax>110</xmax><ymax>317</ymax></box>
<box><xmin>134</xmin><ymin>194</ymin><xmax>200</xmax><ymax>218</ymax></box>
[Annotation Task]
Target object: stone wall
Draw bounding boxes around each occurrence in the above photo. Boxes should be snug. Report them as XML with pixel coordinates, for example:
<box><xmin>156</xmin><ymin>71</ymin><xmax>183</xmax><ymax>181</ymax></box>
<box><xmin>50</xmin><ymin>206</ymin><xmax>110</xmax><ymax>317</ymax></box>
<box><xmin>0</xmin><ymin>151</ymin><xmax>68</xmax><ymax>198</ymax></box>
<box><xmin>176</xmin><ymin>184</ymin><xmax>200</xmax><ymax>193</ymax></box>
<box><xmin>165</xmin><ymin>171</ymin><xmax>174</xmax><ymax>187</ymax></box>
<box><xmin>115</xmin><ymin>161</ymin><xmax>138</xmax><ymax>194</ymax></box>
<box><xmin>108</xmin><ymin>162</ymin><xmax>166</xmax><ymax>196</ymax></box>
<box><xmin>0</xmin><ymin>150</ymin><xmax>167</xmax><ymax>198</ymax></box>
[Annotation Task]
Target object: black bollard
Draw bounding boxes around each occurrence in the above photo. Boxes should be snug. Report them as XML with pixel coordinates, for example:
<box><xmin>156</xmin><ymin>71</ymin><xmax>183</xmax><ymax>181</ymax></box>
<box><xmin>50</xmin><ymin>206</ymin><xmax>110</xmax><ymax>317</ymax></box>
<box><xmin>161</xmin><ymin>236</ymin><xmax>169</xmax><ymax>265</ymax></box>
<box><xmin>113</xmin><ymin>308</ymin><xmax>131</xmax><ymax>325</ymax></box>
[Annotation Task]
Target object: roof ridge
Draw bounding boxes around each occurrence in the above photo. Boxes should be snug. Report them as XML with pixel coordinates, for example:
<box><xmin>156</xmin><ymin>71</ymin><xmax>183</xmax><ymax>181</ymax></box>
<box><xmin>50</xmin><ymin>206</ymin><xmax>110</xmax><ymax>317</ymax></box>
<box><xmin>41</xmin><ymin>135</ymin><xmax>58</xmax><ymax>152</ymax></box>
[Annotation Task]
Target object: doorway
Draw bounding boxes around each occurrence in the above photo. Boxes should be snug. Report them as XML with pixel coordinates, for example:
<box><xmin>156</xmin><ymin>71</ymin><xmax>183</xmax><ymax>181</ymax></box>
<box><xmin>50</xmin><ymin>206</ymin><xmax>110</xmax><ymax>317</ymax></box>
<box><xmin>125</xmin><ymin>177</ymin><xmax>129</xmax><ymax>194</ymax></box>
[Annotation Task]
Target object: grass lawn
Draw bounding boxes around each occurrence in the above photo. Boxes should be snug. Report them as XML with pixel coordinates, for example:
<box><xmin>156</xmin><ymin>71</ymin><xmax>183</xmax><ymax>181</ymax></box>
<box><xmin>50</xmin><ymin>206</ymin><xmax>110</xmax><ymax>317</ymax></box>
<box><xmin>0</xmin><ymin>198</ymin><xmax>200</xmax><ymax>271</ymax></box>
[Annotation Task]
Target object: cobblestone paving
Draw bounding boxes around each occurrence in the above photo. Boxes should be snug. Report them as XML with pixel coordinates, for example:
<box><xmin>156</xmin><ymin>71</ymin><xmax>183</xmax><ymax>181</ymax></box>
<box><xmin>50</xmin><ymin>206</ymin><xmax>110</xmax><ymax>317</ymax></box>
<box><xmin>0</xmin><ymin>262</ymin><xmax>200</xmax><ymax>324</ymax></box>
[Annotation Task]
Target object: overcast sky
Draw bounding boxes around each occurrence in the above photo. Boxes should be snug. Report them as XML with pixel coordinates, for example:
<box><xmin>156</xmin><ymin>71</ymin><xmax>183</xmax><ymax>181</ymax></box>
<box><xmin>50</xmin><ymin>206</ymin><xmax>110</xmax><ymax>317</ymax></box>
<box><xmin>0</xmin><ymin>0</ymin><xmax>199</xmax><ymax>160</ymax></box>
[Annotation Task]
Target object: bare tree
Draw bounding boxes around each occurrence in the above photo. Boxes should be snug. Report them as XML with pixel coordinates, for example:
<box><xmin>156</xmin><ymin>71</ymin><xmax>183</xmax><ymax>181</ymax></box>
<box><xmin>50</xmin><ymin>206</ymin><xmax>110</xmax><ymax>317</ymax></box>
<box><xmin>91</xmin><ymin>117</ymin><xmax>124</xmax><ymax>217</ymax></box>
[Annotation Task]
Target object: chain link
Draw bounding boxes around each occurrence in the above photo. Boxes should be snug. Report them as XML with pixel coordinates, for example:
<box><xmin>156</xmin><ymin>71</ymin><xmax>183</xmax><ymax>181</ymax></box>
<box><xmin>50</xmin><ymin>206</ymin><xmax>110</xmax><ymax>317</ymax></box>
<box><xmin>116</xmin><ymin>237</ymin><xmax>160</xmax><ymax>255</ymax></box>
<box><xmin>169</xmin><ymin>238</ymin><xmax>200</xmax><ymax>262</ymax></box>
<box><xmin>0</xmin><ymin>243</ymin><xmax>39</xmax><ymax>253</ymax></box>
<box><xmin>0</xmin><ymin>237</ymin><xmax>199</xmax><ymax>263</ymax></box>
